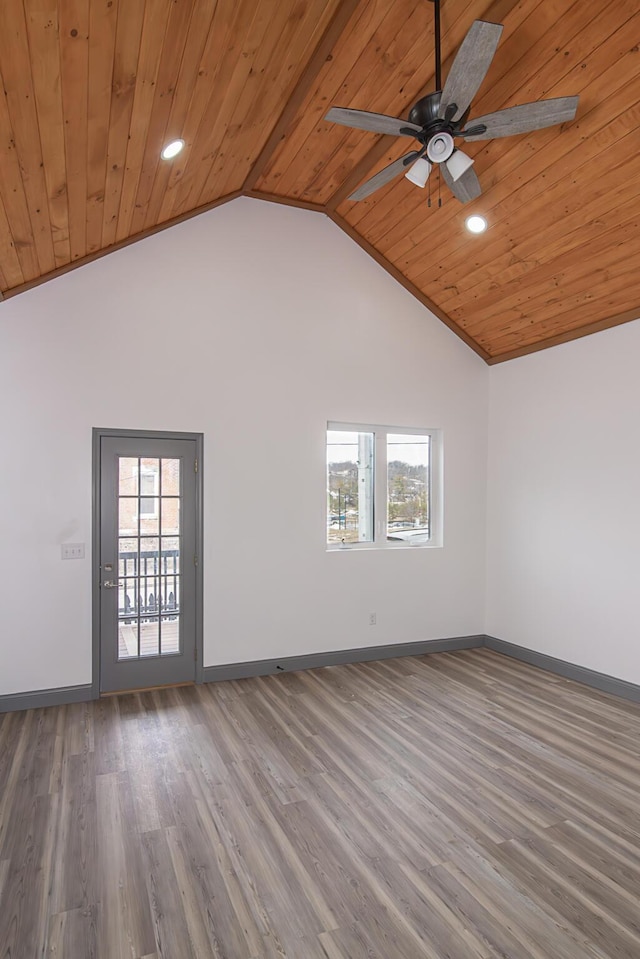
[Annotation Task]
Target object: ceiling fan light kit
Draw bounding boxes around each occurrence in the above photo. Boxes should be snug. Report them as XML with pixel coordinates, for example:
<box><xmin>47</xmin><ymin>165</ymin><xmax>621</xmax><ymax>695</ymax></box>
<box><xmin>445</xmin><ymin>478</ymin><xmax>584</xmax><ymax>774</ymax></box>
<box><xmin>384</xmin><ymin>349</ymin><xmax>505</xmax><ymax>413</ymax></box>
<box><xmin>445</xmin><ymin>149</ymin><xmax>474</xmax><ymax>182</ymax></box>
<box><xmin>426</xmin><ymin>131</ymin><xmax>454</xmax><ymax>163</ymax></box>
<box><xmin>405</xmin><ymin>157</ymin><xmax>432</xmax><ymax>188</ymax></box>
<box><xmin>324</xmin><ymin>0</ymin><xmax>579</xmax><ymax>206</ymax></box>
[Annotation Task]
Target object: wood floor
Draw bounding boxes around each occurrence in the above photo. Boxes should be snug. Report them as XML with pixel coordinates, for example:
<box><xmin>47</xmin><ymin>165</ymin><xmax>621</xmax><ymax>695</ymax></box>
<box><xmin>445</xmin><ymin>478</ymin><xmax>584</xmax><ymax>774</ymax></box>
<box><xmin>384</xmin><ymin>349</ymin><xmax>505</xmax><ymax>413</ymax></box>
<box><xmin>1</xmin><ymin>648</ymin><xmax>640</xmax><ymax>959</ymax></box>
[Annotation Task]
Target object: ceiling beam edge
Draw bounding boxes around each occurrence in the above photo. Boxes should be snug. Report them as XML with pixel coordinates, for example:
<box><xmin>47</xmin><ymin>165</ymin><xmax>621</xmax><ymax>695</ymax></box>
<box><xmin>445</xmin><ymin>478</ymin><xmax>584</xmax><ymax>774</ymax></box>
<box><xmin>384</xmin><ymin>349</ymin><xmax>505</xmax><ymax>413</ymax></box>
<box><xmin>243</xmin><ymin>0</ymin><xmax>362</xmax><ymax>193</ymax></box>
<box><xmin>0</xmin><ymin>191</ymin><xmax>243</xmax><ymax>303</ymax></box>
<box><xmin>328</xmin><ymin>210</ymin><xmax>492</xmax><ymax>364</ymax></box>
<box><xmin>487</xmin><ymin>306</ymin><xmax>640</xmax><ymax>364</ymax></box>
<box><xmin>245</xmin><ymin>190</ymin><xmax>325</xmax><ymax>213</ymax></box>
<box><xmin>325</xmin><ymin>0</ymin><xmax>522</xmax><ymax>212</ymax></box>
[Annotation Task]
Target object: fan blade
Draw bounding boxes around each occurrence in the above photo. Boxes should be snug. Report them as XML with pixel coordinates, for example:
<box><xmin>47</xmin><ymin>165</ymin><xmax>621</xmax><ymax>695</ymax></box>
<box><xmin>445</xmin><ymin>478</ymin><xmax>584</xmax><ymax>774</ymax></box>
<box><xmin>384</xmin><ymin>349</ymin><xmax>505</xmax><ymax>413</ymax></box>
<box><xmin>438</xmin><ymin>21</ymin><xmax>503</xmax><ymax>122</ymax></box>
<box><xmin>441</xmin><ymin>162</ymin><xmax>482</xmax><ymax>203</ymax></box>
<box><xmin>325</xmin><ymin>107</ymin><xmax>422</xmax><ymax>137</ymax></box>
<box><xmin>460</xmin><ymin>96</ymin><xmax>579</xmax><ymax>140</ymax></box>
<box><xmin>349</xmin><ymin>152</ymin><xmax>421</xmax><ymax>201</ymax></box>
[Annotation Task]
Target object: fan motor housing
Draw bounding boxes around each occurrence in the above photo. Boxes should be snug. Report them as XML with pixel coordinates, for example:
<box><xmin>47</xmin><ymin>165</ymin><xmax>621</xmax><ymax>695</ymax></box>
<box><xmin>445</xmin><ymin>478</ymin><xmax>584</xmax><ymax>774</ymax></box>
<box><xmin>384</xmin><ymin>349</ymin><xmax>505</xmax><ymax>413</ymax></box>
<box><xmin>408</xmin><ymin>91</ymin><xmax>471</xmax><ymax>138</ymax></box>
<box><xmin>409</xmin><ymin>92</ymin><xmax>442</xmax><ymax>128</ymax></box>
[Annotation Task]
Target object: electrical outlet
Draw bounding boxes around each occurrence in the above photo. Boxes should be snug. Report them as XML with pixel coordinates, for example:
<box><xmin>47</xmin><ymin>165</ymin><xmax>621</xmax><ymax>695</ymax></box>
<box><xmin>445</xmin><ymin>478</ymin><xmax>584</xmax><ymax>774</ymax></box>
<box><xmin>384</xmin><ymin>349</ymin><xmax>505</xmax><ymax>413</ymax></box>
<box><xmin>369</xmin><ymin>612</ymin><xmax>377</xmax><ymax>626</ymax></box>
<box><xmin>61</xmin><ymin>543</ymin><xmax>85</xmax><ymax>560</ymax></box>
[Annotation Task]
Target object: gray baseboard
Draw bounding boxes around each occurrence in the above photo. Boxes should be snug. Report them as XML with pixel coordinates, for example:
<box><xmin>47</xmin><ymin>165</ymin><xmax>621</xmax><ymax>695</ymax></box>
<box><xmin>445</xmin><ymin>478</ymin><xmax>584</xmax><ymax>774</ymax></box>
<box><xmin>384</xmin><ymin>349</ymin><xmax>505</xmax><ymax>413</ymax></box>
<box><xmin>202</xmin><ymin>635</ymin><xmax>485</xmax><ymax>683</ymax></box>
<box><xmin>0</xmin><ymin>683</ymin><xmax>93</xmax><ymax>714</ymax></box>
<box><xmin>4</xmin><ymin>634</ymin><xmax>639</xmax><ymax>712</ymax></box>
<box><xmin>484</xmin><ymin>635</ymin><xmax>640</xmax><ymax>704</ymax></box>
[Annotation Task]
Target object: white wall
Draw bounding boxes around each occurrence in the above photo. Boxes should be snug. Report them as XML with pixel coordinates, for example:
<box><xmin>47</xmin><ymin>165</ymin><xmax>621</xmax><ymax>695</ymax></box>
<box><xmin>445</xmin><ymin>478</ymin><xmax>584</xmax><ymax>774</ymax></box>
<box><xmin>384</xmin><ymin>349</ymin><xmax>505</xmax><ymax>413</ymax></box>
<box><xmin>486</xmin><ymin>321</ymin><xmax>640</xmax><ymax>685</ymax></box>
<box><xmin>0</xmin><ymin>197</ymin><xmax>489</xmax><ymax>696</ymax></box>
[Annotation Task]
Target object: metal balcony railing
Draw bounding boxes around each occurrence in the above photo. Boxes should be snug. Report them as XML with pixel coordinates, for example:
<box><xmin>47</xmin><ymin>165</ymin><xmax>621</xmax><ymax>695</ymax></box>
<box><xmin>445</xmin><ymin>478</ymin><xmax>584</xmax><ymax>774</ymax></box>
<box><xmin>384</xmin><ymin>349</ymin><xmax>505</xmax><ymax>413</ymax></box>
<box><xmin>118</xmin><ymin>548</ymin><xmax>180</xmax><ymax>623</ymax></box>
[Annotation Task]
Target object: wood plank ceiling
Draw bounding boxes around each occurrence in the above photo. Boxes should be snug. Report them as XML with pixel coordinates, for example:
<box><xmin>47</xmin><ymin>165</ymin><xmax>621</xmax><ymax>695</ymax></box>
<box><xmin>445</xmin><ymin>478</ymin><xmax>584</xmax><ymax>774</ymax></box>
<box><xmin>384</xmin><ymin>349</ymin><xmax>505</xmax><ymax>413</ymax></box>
<box><xmin>0</xmin><ymin>0</ymin><xmax>639</xmax><ymax>362</ymax></box>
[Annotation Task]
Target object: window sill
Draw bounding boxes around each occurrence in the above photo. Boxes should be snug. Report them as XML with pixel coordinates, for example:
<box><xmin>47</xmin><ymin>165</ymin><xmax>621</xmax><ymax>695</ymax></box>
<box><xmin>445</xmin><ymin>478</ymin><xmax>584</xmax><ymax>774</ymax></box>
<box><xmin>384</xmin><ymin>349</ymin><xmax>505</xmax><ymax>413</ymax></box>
<box><xmin>326</xmin><ymin>540</ymin><xmax>443</xmax><ymax>552</ymax></box>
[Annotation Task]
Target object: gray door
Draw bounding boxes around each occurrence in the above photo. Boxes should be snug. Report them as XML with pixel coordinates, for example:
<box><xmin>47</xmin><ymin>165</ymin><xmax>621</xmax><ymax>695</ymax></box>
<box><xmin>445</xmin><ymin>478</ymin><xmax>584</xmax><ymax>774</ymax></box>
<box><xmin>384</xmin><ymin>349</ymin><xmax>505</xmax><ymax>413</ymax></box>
<box><xmin>98</xmin><ymin>434</ymin><xmax>199</xmax><ymax>693</ymax></box>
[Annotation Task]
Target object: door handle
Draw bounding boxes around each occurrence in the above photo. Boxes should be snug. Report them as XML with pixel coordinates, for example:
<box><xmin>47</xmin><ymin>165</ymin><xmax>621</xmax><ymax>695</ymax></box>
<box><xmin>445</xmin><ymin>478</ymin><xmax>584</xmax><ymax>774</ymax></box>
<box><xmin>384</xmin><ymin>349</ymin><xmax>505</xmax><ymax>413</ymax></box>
<box><xmin>102</xmin><ymin>580</ymin><xmax>121</xmax><ymax>589</ymax></box>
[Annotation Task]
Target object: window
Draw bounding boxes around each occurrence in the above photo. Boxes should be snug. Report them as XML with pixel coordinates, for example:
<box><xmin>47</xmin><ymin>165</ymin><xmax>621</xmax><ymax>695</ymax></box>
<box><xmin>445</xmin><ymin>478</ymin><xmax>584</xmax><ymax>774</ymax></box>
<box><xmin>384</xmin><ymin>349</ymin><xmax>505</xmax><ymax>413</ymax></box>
<box><xmin>326</xmin><ymin>430</ymin><xmax>374</xmax><ymax>544</ymax></box>
<box><xmin>327</xmin><ymin>423</ymin><xmax>442</xmax><ymax>548</ymax></box>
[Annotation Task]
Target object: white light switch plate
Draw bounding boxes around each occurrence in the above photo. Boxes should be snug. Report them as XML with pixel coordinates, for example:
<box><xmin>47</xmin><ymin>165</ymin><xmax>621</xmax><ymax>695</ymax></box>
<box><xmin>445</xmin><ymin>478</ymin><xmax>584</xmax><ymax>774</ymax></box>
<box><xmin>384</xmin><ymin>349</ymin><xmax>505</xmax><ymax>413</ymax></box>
<box><xmin>61</xmin><ymin>543</ymin><xmax>85</xmax><ymax>560</ymax></box>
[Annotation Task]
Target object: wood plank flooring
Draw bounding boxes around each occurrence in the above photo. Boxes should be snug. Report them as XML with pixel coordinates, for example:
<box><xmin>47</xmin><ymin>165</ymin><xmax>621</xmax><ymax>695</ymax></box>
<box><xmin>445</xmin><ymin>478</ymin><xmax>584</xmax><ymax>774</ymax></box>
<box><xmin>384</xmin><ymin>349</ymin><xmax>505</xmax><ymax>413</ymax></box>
<box><xmin>1</xmin><ymin>648</ymin><xmax>640</xmax><ymax>958</ymax></box>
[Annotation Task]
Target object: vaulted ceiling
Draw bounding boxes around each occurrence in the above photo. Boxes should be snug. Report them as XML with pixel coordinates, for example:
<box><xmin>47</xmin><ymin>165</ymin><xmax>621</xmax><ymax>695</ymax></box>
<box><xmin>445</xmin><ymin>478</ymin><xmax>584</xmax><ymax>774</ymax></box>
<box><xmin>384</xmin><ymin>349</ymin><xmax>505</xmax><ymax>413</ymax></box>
<box><xmin>1</xmin><ymin>0</ymin><xmax>638</xmax><ymax>363</ymax></box>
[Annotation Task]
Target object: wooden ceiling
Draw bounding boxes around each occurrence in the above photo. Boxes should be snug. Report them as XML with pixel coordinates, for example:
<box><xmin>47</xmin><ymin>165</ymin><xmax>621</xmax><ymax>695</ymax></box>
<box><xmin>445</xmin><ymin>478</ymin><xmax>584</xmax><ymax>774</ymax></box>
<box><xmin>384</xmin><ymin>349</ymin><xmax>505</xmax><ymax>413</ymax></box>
<box><xmin>0</xmin><ymin>0</ymin><xmax>639</xmax><ymax>363</ymax></box>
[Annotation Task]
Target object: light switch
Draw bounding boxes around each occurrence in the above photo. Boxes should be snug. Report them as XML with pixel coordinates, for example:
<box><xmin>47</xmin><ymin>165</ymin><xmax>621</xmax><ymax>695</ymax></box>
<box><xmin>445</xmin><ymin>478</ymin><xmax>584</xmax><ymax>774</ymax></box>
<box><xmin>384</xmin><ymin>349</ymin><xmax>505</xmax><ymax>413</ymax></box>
<box><xmin>61</xmin><ymin>543</ymin><xmax>85</xmax><ymax>560</ymax></box>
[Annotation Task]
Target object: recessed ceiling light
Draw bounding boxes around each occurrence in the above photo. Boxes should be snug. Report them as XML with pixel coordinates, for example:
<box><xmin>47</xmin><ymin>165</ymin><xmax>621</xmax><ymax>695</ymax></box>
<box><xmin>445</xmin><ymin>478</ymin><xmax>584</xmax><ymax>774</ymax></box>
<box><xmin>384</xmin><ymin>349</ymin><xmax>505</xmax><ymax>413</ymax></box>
<box><xmin>465</xmin><ymin>214</ymin><xmax>487</xmax><ymax>234</ymax></box>
<box><xmin>161</xmin><ymin>139</ymin><xmax>185</xmax><ymax>160</ymax></box>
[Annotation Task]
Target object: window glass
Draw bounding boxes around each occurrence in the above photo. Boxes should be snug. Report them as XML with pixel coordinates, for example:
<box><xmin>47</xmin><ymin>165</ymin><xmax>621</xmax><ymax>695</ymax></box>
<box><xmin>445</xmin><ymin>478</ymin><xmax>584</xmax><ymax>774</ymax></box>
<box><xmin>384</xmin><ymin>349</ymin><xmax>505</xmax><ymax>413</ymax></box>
<box><xmin>326</xmin><ymin>430</ymin><xmax>374</xmax><ymax>544</ymax></box>
<box><xmin>386</xmin><ymin>433</ymin><xmax>430</xmax><ymax>545</ymax></box>
<box><xmin>139</xmin><ymin>461</ymin><xmax>159</xmax><ymax>517</ymax></box>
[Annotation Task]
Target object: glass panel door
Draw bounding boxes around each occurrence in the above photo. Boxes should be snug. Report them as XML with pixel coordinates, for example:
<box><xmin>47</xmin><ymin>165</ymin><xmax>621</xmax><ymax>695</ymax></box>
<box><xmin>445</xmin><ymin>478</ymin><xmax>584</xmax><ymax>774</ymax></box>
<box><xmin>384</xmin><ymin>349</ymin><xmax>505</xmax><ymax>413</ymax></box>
<box><xmin>99</xmin><ymin>435</ymin><xmax>198</xmax><ymax>692</ymax></box>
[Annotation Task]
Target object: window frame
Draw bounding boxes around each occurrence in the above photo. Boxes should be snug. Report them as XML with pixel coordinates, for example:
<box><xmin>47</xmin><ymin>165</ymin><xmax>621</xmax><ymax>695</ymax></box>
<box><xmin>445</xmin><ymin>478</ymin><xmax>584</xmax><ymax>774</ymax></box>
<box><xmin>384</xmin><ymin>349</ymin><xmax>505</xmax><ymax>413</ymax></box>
<box><xmin>326</xmin><ymin>421</ymin><xmax>443</xmax><ymax>551</ymax></box>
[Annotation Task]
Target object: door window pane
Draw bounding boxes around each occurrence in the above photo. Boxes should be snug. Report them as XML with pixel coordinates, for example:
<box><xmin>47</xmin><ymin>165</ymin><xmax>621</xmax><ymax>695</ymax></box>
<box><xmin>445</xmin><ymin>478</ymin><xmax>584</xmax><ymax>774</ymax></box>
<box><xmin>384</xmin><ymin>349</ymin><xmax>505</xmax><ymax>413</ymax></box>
<box><xmin>140</xmin><ymin>468</ymin><xmax>157</xmax><ymax>495</ymax></box>
<box><xmin>139</xmin><ymin>536</ymin><xmax>160</xmax><ymax>554</ymax></box>
<box><xmin>161</xmin><ymin>538</ymin><xmax>180</xmax><ymax>582</ymax></box>
<box><xmin>139</xmin><ymin>499</ymin><xmax>160</xmax><ymax>534</ymax></box>
<box><xmin>119</xmin><ymin>458</ymin><xmax>138</xmax><ymax>495</ymax></box>
<box><xmin>327</xmin><ymin>430</ymin><xmax>374</xmax><ymax>544</ymax></box>
<box><xmin>160</xmin><ymin>619</ymin><xmax>179</xmax><ymax>655</ymax></box>
<box><xmin>161</xmin><ymin>497</ymin><xmax>180</xmax><ymax>536</ymax></box>
<box><xmin>118</xmin><ymin>571</ymin><xmax>138</xmax><ymax>615</ymax></box>
<box><xmin>162</xmin><ymin>574</ymin><xmax>180</xmax><ymax>614</ymax></box>
<box><xmin>119</xmin><ymin>498</ymin><xmax>137</xmax><ymax>537</ymax></box>
<box><xmin>161</xmin><ymin>458</ymin><xmax>180</xmax><ymax>496</ymax></box>
<box><xmin>139</xmin><ymin>618</ymin><xmax>160</xmax><ymax>657</ymax></box>
<box><xmin>118</xmin><ymin>618</ymin><xmax>139</xmax><ymax>660</ymax></box>
<box><xmin>138</xmin><ymin>458</ymin><xmax>160</xmax><ymax>520</ymax></box>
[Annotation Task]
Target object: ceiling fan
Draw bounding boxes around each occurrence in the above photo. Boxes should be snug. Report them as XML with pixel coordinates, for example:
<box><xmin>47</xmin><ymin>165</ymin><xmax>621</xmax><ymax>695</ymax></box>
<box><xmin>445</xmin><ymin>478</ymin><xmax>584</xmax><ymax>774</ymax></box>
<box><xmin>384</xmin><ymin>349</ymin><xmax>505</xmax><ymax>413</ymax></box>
<box><xmin>324</xmin><ymin>0</ymin><xmax>579</xmax><ymax>204</ymax></box>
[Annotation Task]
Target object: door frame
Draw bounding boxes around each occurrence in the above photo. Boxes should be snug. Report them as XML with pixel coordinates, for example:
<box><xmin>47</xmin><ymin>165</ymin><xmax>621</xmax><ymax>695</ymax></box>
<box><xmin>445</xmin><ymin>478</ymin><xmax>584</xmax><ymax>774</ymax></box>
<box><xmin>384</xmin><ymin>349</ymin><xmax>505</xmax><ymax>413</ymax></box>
<box><xmin>91</xmin><ymin>427</ymin><xmax>204</xmax><ymax>697</ymax></box>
